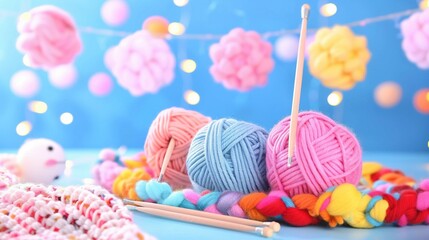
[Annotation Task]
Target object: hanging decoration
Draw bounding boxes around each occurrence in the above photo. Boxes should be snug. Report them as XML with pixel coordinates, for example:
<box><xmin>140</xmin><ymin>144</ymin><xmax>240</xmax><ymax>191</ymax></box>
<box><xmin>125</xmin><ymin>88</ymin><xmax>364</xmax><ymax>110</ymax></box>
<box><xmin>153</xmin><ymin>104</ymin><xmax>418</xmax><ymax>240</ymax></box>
<box><xmin>16</xmin><ymin>5</ymin><xmax>82</xmax><ymax>70</ymax></box>
<box><xmin>374</xmin><ymin>82</ymin><xmax>402</xmax><ymax>108</ymax></box>
<box><xmin>10</xmin><ymin>70</ymin><xmax>40</xmax><ymax>98</ymax></box>
<box><xmin>413</xmin><ymin>88</ymin><xmax>429</xmax><ymax>114</ymax></box>
<box><xmin>142</xmin><ymin>16</ymin><xmax>170</xmax><ymax>38</ymax></box>
<box><xmin>48</xmin><ymin>64</ymin><xmax>78</xmax><ymax>89</ymax></box>
<box><xmin>107</xmin><ymin>30</ymin><xmax>175</xmax><ymax>96</ymax></box>
<box><xmin>308</xmin><ymin>26</ymin><xmax>371</xmax><ymax>90</ymax></box>
<box><xmin>274</xmin><ymin>35</ymin><xmax>299</xmax><ymax>61</ymax></box>
<box><xmin>400</xmin><ymin>8</ymin><xmax>429</xmax><ymax>69</ymax></box>
<box><xmin>209</xmin><ymin>28</ymin><xmax>274</xmax><ymax>91</ymax></box>
<box><xmin>100</xmin><ymin>0</ymin><xmax>130</xmax><ymax>26</ymax></box>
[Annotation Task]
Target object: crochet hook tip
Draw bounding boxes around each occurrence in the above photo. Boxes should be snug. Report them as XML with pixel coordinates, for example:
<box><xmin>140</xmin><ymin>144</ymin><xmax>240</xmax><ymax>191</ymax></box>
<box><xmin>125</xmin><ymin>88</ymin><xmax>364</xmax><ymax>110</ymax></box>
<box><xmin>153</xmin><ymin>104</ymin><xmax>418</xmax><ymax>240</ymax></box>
<box><xmin>287</xmin><ymin>157</ymin><xmax>292</xmax><ymax>167</ymax></box>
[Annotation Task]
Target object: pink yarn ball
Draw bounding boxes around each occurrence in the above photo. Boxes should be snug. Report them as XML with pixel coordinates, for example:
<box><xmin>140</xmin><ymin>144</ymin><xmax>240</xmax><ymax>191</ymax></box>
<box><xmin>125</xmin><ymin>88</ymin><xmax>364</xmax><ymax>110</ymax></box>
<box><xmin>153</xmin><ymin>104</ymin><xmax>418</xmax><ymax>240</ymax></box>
<box><xmin>144</xmin><ymin>107</ymin><xmax>211</xmax><ymax>189</ymax></box>
<box><xmin>401</xmin><ymin>9</ymin><xmax>429</xmax><ymax>69</ymax></box>
<box><xmin>48</xmin><ymin>64</ymin><xmax>77</xmax><ymax>89</ymax></box>
<box><xmin>88</xmin><ymin>73</ymin><xmax>113</xmax><ymax>96</ymax></box>
<box><xmin>266</xmin><ymin>111</ymin><xmax>362</xmax><ymax>196</ymax></box>
<box><xmin>16</xmin><ymin>5</ymin><xmax>82</xmax><ymax>69</ymax></box>
<box><xmin>101</xmin><ymin>0</ymin><xmax>130</xmax><ymax>26</ymax></box>
<box><xmin>10</xmin><ymin>70</ymin><xmax>40</xmax><ymax>98</ymax></box>
<box><xmin>275</xmin><ymin>35</ymin><xmax>299</xmax><ymax>61</ymax></box>
<box><xmin>109</xmin><ymin>30</ymin><xmax>175</xmax><ymax>96</ymax></box>
<box><xmin>209</xmin><ymin>28</ymin><xmax>274</xmax><ymax>91</ymax></box>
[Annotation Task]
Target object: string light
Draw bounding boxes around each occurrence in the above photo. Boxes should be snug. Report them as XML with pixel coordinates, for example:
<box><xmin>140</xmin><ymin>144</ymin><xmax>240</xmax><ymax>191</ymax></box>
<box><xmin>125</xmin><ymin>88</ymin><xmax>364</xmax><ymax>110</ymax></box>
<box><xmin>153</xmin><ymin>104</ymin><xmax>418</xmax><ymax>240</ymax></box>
<box><xmin>168</xmin><ymin>22</ymin><xmax>185</xmax><ymax>35</ymax></box>
<box><xmin>60</xmin><ymin>112</ymin><xmax>74</xmax><ymax>125</ymax></box>
<box><xmin>320</xmin><ymin>3</ymin><xmax>337</xmax><ymax>17</ymax></box>
<box><xmin>420</xmin><ymin>0</ymin><xmax>429</xmax><ymax>10</ymax></box>
<box><xmin>16</xmin><ymin>121</ymin><xmax>32</xmax><ymax>136</ymax></box>
<box><xmin>173</xmin><ymin>0</ymin><xmax>189</xmax><ymax>7</ymax></box>
<box><xmin>327</xmin><ymin>91</ymin><xmax>343</xmax><ymax>106</ymax></box>
<box><xmin>28</xmin><ymin>101</ymin><xmax>48</xmax><ymax>114</ymax></box>
<box><xmin>184</xmin><ymin>90</ymin><xmax>200</xmax><ymax>105</ymax></box>
<box><xmin>427</xmin><ymin>140</ymin><xmax>429</xmax><ymax>149</ymax></box>
<box><xmin>181</xmin><ymin>59</ymin><xmax>197</xmax><ymax>73</ymax></box>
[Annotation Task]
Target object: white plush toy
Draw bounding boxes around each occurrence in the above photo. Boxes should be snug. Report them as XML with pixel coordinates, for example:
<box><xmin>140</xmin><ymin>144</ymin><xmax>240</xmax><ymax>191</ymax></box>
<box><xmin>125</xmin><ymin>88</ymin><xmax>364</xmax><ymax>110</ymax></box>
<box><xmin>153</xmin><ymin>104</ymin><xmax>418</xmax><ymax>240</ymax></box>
<box><xmin>0</xmin><ymin>138</ymin><xmax>66</xmax><ymax>185</ymax></box>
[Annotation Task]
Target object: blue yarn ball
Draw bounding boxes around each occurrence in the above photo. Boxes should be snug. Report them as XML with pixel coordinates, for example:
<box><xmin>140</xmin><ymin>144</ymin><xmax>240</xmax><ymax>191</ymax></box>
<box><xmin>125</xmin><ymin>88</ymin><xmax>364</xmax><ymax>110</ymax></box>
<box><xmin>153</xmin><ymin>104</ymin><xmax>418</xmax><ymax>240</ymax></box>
<box><xmin>186</xmin><ymin>118</ymin><xmax>269</xmax><ymax>194</ymax></box>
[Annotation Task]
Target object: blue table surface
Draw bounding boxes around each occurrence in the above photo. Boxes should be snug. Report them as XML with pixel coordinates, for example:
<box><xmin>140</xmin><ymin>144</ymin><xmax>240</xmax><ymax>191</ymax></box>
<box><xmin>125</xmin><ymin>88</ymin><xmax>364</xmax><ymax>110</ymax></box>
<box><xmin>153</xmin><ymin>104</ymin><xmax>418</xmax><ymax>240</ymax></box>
<box><xmin>52</xmin><ymin>150</ymin><xmax>429</xmax><ymax>240</ymax></box>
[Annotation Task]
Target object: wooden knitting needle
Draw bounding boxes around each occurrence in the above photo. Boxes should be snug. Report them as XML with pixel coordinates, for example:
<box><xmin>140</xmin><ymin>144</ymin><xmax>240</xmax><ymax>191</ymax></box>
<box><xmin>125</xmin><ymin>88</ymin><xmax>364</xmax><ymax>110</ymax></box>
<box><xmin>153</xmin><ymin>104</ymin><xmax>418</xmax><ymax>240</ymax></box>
<box><xmin>127</xmin><ymin>205</ymin><xmax>274</xmax><ymax>238</ymax></box>
<box><xmin>287</xmin><ymin>4</ymin><xmax>310</xmax><ymax>167</ymax></box>
<box><xmin>124</xmin><ymin>199</ymin><xmax>281</xmax><ymax>232</ymax></box>
<box><xmin>157</xmin><ymin>138</ymin><xmax>176</xmax><ymax>182</ymax></box>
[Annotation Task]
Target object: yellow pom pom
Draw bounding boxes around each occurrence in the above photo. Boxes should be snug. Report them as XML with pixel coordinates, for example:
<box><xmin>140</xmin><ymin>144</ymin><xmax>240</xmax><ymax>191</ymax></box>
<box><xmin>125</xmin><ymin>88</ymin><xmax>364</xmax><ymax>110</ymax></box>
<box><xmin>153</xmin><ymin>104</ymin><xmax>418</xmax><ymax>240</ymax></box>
<box><xmin>308</xmin><ymin>25</ymin><xmax>371</xmax><ymax>90</ymax></box>
<box><xmin>327</xmin><ymin>184</ymin><xmax>361</xmax><ymax>216</ymax></box>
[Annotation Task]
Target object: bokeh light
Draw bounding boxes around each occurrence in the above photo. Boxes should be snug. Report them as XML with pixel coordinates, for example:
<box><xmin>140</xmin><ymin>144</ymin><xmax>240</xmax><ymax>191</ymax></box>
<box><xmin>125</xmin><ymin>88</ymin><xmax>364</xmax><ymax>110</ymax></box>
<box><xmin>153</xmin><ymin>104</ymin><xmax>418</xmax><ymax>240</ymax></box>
<box><xmin>60</xmin><ymin>112</ymin><xmax>74</xmax><ymax>125</ymax></box>
<box><xmin>374</xmin><ymin>82</ymin><xmax>402</xmax><ymax>108</ymax></box>
<box><xmin>16</xmin><ymin>121</ymin><xmax>32</xmax><ymax>136</ymax></box>
<box><xmin>168</xmin><ymin>22</ymin><xmax>185</xmax><ymax>35</ymax></box>
<box><xmin>19</xmin><ymin>12</ymin><xmax>31</xmax><ymax>24</ymax></box>
<box><xmin>320</xmin><ymin>3</ymin><xmax>337</xmax><ymax>17</ymax></box>
<box><xmin>184</xmin><ymin>90</ymin><xmax>200</xmax><ymax>105</ymax></box>
<box><xmin>28</xmin><ymin>101</ymin><xmax>48</xmax><ymax>114</ymax></box>
<box><xmin>413</xmin><ymin>89</ymin><xmax>429</xmax><ymax>114</ymax></box>
<box><xmin>181</xmin><ymin>59</ymin><xmax>197</xmax><ymax>73</ymax></box>
<box><xmin>173</xmin><ymin>0</ymin><xmax>189</xmax><ymax>7</ymax></box>
<box><xmin>420</xmin><ymin>0</ymin><xmax>429</xmax><ymax>10</ymax></box>
<box><xmin>327</xmin><ymin>91</ymin><xmax>343</xmax><ymax>106</ymax></box>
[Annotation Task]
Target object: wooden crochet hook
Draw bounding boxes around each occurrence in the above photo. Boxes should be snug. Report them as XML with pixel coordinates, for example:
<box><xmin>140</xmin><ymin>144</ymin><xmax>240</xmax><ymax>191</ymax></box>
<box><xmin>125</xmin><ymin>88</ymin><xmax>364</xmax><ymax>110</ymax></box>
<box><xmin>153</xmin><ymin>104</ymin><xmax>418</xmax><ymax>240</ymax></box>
<box><xmin>124</xmin><ymin>199</ymin><xmax>280</xmax><ymax>232</ymax></box>
<box><xmin>287</xmin><ymin>4</ymin><xmax>310</xmax><ymax>167</ymax></box>
<box><xmin>127</xmin><ymin>205</ymin><xmax>274</xmax><ymax>238</ymax></box>
<box><xmin>157</xmin><ymin>138</ymin><xmax>175</xmax><ymax>182</ymax></box>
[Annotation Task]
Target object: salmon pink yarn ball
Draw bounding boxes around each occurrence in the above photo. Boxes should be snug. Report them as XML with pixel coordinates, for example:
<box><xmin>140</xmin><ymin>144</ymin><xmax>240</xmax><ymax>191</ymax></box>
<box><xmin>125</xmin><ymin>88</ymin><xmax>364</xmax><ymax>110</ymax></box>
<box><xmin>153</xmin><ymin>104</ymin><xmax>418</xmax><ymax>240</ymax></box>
<box><xmin>266</xmin><ymin>111</ymin><xmax>362</xmax><ymax>196</ymax></box>
<box><xmin>144</xmin><ymin>107</ymin><xmax>211</xmax><ymax>189</ymax></box>
<box><xmin>16</xmin><ymin>5</ymin><xmax>82</xmax><ymax>69</ymax></box>
<box><xmin>109</xmin><ymin>30</ymin><xmax>175</xmax><ymax>96</ymax></box>
<box><xmin>209</xmin><ymin>28</ymin><xmax>274</xmax><ymax>91</ymax></box>
<box><xmin>401</xmin><ymin>9</ymin><xmax>429</xmax><ymax>69</ymax></box>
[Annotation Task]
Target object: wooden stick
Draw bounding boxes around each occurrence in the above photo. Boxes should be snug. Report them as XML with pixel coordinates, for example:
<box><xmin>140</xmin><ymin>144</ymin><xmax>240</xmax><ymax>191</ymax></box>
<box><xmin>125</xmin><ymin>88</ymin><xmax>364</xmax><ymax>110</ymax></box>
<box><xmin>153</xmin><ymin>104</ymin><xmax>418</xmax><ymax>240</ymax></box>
<box><xmin>287</xmin><ymin>4</ymin><xmax>310</xmax><ymax>167</ymax></box>
<box><xmin>124</xmin><ymin>199</ymin><xmax>281</xmax><ymax>232</ymax></box>
<box><xmin>127</xmin><ymin>205</ymin><xmax>274</xmax><ymax>238</ymax></box>
<box><xmin>158</xmin><ymin>138</ymin><xmax>176</xmax><ymax>182</ymax></box>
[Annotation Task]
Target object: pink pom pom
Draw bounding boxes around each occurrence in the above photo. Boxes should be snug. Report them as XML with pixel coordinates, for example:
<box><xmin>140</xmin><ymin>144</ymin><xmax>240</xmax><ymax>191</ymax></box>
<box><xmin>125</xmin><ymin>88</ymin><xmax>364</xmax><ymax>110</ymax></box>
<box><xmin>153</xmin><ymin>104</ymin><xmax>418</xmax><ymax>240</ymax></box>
<box><xmin>88</xmin><ymin>73</ymin><xmax>113</xmax><ymax>96</ymax></box>
<box><xmin>266</xmin><ymin>111</ymin><xmax>362</xmax><ymax>196</ymax></box>
<box><xmin>104</xmin><ymin>47</ymin><xmax>116</xmax><ymax>70</ymax></box>
<box><xmin>99</xmin><ymin>148</ymin><xmax>117</xmax><ymax>161</ymax></box>
<box><xmin>209</xmin><ymin>28</ymin><xmax>274</xmax><ymax>91</ymax></box>
<box><xmin>101</xmin><ymin>0</ymin><xmax>129</xmax><ymax>26</ymax></box>
<box><xmin>10</xmin><ymin>70</ymin><xmax>40</xmax><ymax>98</ymax></box>
<box><xmin>48</xmin><ymin>64</ymin><xmax>77</xmax><ymax>89</ymax></box>
<box><xmin>401</xmin><ymin>9</ymin><xmax>429</xmax><ymax>69</ymax></box>
<box><xmin>109</xmin><ymin>30</ymin><xmax>175</xmax><ymax>96</ymax></box>
<box><xmin>16</xmin><ymin>5</ymin><xmax>82</xmax><ymax>69</ymax></box>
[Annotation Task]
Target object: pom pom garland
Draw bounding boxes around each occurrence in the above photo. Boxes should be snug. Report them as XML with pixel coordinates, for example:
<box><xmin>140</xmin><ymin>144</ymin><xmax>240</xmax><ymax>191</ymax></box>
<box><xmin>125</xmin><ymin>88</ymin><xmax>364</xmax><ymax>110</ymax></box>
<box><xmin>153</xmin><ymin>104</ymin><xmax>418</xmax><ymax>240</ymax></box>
<box><xmin>400</xmin><ymin>9</ymin><xmax>429</xmax><ymax>69</ymax></box>
<box><xmin>134</xmin><ymin>177</ymin><xmax>429</xmax><ymax>228</ymax></box>
<box><xmin>144</xmin><ymin>107</ymin><xmax>211</xmax><ymax>189</ymax></box>
<box><xmin>187</xmin><ymin>118</ymin><xmax>269</xmax><ymax>194</ymax></box>
<box><xmin>209</xmin><ymin>28</ymin><xmax>274</xmax><ymax>91</ymax></box>
<box><xmin>108</xmin><ymin>30</ymin><xmax>175</xmax><ymax>96</ymax></box>
<box><xmin>16</xmin><ymin>5</ymin><xmax>82</xmax><ymax>69</ymax></box>
<box><xmin>266</xmin><ymin>111</ymin><xmax>362</xmax><ymax>196</ymax></box>
<box><xmin>308</xmin><ymin>26</ymin><xmax>371</xmax><ymax>90</ymax></box>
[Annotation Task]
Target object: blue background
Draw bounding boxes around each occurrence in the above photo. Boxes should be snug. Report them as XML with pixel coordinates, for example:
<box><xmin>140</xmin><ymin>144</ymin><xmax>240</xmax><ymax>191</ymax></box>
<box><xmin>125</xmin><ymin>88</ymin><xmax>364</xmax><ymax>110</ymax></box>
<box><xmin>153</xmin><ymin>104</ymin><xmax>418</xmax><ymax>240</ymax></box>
<box><xmin>0</xmin><ymin>0</ymin><xmax>428</xmax><ymax>152</ymax></box>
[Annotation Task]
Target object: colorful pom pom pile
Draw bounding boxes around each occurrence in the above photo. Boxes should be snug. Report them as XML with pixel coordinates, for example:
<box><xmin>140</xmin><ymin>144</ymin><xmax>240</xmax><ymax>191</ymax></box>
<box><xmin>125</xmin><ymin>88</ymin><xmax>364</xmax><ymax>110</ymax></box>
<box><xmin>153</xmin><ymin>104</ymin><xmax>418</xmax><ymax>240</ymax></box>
<box><xmin>400</xmin><ymin>8</ymin><xmax>429</xmax><ymax>69</ymax></box>
<box><xmin>308</xmin><ymin>26</ymin><xmax>371</xmax><ymax>90</ymax></box>
<box><xmin>16</xmin><ymin>5</ymin><xmax>82</xmax><ymax>69</ymax></box>
<box><xmin>108</xmin><ymin>30</ymin><xmax>175</xmax><ymax>96</ymax></box>
<box><xmin>209</xmin><ymin>28</ymin><xmax>274</xmax><ymax>91</ymax></box>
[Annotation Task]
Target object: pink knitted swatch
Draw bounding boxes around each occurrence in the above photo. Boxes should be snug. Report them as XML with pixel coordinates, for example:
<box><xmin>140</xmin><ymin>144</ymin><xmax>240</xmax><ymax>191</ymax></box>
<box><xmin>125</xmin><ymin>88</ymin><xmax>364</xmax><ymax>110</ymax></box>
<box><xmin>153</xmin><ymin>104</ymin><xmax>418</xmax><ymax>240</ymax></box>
<box><xmin>0</xmin><ymin>183</ymin><xmax>153</xmax><ymax>239</ymax></box>
<box><xmin>209</xmin><ymin>28</ymin><xmax>274</xmax><ymax>91</ymax></box>
<box><xmin>266</xmin><ymin>111</ymin><xmax>362</xmax><ymax>196</ymax></box>
<box><xmin>145</xmin><ymin>107</ymin><xmax>210</xmax><ymax>189</ymax></box>
<box><xmin>16</xmin><ymin>5</ymin><xmax>82</xmax><ymax>69</ymax></box>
